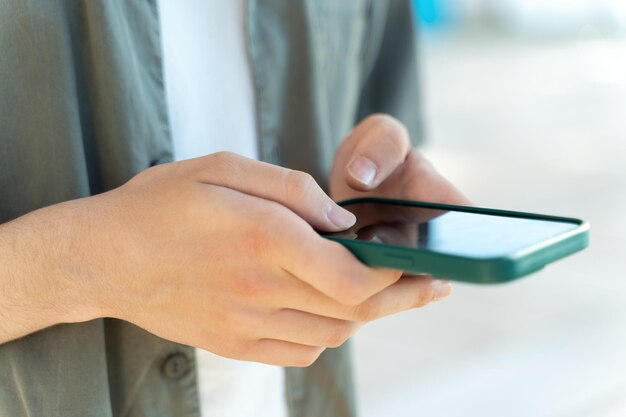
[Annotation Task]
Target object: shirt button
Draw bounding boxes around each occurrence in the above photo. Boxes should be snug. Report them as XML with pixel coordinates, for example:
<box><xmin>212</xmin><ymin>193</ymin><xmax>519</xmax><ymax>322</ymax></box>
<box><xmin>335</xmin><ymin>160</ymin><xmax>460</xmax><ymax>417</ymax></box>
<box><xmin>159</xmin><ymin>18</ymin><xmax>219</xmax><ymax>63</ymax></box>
<box><xmin>162</xmin><ymin>353</ymin><xmax>190</xmax><ymax>380</ymax></box>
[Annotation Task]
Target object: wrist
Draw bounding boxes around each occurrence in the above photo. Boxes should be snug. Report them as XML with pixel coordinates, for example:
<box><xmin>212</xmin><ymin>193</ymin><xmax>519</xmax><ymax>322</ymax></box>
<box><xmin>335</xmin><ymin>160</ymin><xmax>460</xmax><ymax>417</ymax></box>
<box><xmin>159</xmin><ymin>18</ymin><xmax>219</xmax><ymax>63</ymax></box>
<box><xmin>0</xmin><ymin>199</ymin><xmax>108</xmax><ymax>342</ymax></box>
<box><xmin>39</xmin><ymin>198</ymin><xmax>114</xmax><ymax>324</ymax></box>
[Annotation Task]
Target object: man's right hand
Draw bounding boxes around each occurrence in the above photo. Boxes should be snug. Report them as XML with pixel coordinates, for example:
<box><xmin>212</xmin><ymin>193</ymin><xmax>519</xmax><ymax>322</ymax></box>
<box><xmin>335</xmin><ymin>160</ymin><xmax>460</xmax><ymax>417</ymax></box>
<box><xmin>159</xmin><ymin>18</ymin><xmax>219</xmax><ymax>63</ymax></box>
<box><xmin>0</xmin><ymin>152</ymin><xmax>450</xmax><ymax>366</ymax></box>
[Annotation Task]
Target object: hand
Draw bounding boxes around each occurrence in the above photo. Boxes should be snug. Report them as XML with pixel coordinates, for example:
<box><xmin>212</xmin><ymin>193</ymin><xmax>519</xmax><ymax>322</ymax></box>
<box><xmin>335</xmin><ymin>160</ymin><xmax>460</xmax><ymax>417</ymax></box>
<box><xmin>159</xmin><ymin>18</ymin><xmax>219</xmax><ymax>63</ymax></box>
<box><xmin>0</xmin><ymin>152</ymin><xmax>446</xmax><ymax>366</ymax></box>
<box><xmin>330</xmin><ymin>114</ymin><xmax>471</xmax><ymax>205</ymax></box>
<box><xmin>329</xmin><ymin>114</ymin><xmax>471</xmax><ymax>299</ymax></box>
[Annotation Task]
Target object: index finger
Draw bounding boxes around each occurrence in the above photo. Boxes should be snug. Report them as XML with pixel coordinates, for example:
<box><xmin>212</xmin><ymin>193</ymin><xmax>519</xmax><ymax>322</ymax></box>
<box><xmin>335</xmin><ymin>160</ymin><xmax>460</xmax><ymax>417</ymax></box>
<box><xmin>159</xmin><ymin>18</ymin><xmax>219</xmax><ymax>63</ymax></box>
<box><xmin>278</xmin><ymin>223</ymin><xmax>404</xmax><ymax>306</ymax></box>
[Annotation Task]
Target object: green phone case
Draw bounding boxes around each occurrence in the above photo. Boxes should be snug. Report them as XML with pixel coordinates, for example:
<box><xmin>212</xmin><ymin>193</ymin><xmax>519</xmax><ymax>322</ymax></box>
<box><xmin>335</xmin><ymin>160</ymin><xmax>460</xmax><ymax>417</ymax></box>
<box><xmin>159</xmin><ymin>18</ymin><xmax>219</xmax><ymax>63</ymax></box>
<box><xmin>324</xmin><ymin>198</ymin><xmax>590</xmax><ymax>284</ymax></box>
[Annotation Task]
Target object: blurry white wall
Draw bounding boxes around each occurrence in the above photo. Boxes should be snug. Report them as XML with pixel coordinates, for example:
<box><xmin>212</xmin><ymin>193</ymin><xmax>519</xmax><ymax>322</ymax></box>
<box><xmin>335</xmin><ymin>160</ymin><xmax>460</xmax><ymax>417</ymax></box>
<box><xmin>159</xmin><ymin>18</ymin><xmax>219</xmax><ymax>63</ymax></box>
<box><xmin>356</xmin><ymin>2</ymin><xmax>626</xmax><ymax>417</ymax></box>
<box><xmin>495</xmin><ymin>0</ymin><xmax>626</xmax><ymax>36</ymax></box>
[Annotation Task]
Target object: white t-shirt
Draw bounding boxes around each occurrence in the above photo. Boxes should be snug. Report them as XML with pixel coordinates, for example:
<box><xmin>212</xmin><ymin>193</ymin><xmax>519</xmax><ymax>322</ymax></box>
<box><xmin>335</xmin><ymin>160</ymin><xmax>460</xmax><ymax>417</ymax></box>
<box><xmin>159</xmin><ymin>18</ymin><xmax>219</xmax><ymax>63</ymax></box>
<box><xmin>157</xmin><ymin>1</ymin><xmax>287</xmax><ymax>416</ymax></box>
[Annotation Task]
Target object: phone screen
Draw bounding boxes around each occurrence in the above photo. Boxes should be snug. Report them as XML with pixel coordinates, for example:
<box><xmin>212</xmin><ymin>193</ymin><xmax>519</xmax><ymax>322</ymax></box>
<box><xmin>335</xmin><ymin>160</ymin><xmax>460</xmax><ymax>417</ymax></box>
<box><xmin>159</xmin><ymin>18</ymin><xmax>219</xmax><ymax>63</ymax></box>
<box><xmin>325</xmin><ymin>202</ymin><xmax>579</xmax><ymax>258</ymax></box>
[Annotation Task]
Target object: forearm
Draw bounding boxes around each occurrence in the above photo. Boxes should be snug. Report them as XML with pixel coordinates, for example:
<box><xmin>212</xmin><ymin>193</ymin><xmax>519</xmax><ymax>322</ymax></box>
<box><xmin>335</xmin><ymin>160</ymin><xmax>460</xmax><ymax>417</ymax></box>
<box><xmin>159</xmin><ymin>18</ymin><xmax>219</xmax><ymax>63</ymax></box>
<box><xmin>0</xmin><ymin>202</ymin><xmax>103</xmax><ymax>344</ymax></box>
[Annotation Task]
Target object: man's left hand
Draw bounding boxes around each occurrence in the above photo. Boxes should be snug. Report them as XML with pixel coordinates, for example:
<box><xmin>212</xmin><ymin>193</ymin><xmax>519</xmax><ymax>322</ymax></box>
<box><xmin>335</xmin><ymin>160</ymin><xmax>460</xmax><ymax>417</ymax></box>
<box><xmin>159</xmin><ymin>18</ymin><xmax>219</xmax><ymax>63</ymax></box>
<box><xmin>330</xmin><ymin>114</ymin><xmax>471</xmax><ymax>205</ymax></box>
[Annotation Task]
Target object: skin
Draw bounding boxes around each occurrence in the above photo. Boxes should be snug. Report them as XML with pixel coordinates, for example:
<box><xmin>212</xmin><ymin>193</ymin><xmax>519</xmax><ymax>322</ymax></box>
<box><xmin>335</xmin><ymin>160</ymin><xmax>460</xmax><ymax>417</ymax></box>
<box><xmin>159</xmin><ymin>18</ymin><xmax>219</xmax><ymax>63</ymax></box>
<box><xmin>0</xmin><ymin>114</ymin><xmax>468</xmax><ymax>367</ymax></box>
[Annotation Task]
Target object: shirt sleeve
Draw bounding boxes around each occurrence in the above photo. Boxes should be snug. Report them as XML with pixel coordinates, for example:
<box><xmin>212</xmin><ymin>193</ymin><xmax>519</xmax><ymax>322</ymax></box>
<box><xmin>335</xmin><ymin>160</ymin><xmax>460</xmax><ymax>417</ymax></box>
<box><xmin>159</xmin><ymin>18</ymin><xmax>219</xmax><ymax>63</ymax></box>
<box><xmin>357</xmin><ymin>0</ymin><xmax>425</xmax><ymax>147</ymax></box>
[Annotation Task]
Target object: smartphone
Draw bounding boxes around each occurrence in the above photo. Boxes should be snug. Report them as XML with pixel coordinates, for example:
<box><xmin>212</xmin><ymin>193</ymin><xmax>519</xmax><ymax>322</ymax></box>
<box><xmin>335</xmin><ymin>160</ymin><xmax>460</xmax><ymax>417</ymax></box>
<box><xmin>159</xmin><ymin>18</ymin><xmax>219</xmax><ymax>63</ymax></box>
<box><xmin>322</xmin><ymin>198</ymin><xmax>589</xmax><ymax>284</ymax></box>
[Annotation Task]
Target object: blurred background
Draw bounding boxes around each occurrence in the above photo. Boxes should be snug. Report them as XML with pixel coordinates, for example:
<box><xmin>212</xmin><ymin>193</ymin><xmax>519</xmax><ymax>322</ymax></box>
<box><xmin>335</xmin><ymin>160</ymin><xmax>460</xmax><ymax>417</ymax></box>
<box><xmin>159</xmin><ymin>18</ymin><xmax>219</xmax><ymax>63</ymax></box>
<box><xmin>354</xmin><ymin>1</ymin><xmax>626</xmax><ymax>416</ymax></box>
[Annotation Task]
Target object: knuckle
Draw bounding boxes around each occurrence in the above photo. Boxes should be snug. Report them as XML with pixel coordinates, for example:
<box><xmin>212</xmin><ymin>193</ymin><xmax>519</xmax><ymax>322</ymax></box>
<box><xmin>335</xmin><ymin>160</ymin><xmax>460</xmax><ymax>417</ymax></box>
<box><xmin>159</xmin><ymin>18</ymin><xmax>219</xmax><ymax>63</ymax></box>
<box><xmin>353</xmin><ymin>299</ymin><xmax>382</xmax><ymax>322</ymax></box>
<box><xmin>324</xmin><ymin>322</ymin><xmax>357</xmax><ymax>348</ymax></box>
<box><xmin>129</xmin><ymin>162</ymin><xmax>170</xmax><ymax>186</ymax></box>
<box><xmin>331</xmin><ymin>269</ymin><xmax>400</xmax><ymax>307</ymax></box>
<box><xmin>333</xmin><ymin>279</ymin><xmax>370</xmax><ymax>307</ymax></box>
<box><xmin>414</xmin><ymin>283</ymin><xmax>437</xmax><ymax>308</ymax></box>
<box><xmin>226</xmin><ymin>340</ymin><xmax>253</xmax><ymax>360</ymax></box>
<box><xmin>369</xmin><ymin>113</ymin><xmax>406</xmax><ymax>134</ymax></box>
<box><xmin>400</xmin><ymin>275</ymin><xmax>437</xmax><ymax>308</ymax></box>
<box><xmin>206</xmin><ymin>151</ymin><xmax>240</xmax><ymax>172</ymax></box>
<box><xmin>284</xmin><ymin>170</ymin><xmax>317</xmax><ymax>201</ymax></box>
<box><xmin>242</xmin><ymin>223</ymin><xmax>275</xmax><ymax>259</ymax></box>
<box><xmin>368</xmin><ymin>114</ymin><xmax>410</xmax><ymax>151</ymax></box>
<box><xmin>385</xmin><ymin>268</ymin><xmax>405</xmax><ymax>283</ymax></box>
<box><xmin>241</xmin><ymin>204</ymin><xmax>291</xmax><ymax>257</ymax></box>
<box><xmin>219</xmin><ymin>308</ymin><xmax>254</xmax><ymax>336</ymax></box>
<box><xmin>244</xmin><ymin>203</ymin><xmax>303</xmax><ymax>264</ymax></box>
<box><xmin>232</xmin><ymin>272</ymin><xmax>273</xmax><ymax>299</ymax></box>
<box><xmin>211</xmin><ymin>150</ymin><xmax>237</xmax><ymax>163</ymax></box>
<box><xmin>292</xmin><ymin>347</ymin><xmax>325</xmax><ymax>367</ymax></box>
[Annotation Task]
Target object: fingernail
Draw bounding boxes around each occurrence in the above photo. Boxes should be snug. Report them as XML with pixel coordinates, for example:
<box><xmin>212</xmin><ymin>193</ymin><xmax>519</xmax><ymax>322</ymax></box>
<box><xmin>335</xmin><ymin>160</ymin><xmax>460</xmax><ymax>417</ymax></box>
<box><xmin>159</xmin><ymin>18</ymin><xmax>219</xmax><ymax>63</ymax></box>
<box><xmin>432</xmin><ymin>280</ymin><xmax>453</xmax><ymax>301</ymax></box>
<box><xmin>347</xmin><ymin>156</ymin><xmax>377</xmax><ymax>187</ymax></box>
<box><xmin>327</xmin><ymin>204</ymin><xmax>357</xmax><ymax>230</ymax></box>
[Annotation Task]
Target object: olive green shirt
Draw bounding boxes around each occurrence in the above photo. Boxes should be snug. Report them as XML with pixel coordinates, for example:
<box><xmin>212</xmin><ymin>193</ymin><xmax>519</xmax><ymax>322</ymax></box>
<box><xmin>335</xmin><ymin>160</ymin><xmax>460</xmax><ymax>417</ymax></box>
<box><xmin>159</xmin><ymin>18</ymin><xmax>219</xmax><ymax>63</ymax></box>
<box><xmin>0</xmin><ymin>1</ymin><xmax>422</xmax><ymax>416</ymax></box>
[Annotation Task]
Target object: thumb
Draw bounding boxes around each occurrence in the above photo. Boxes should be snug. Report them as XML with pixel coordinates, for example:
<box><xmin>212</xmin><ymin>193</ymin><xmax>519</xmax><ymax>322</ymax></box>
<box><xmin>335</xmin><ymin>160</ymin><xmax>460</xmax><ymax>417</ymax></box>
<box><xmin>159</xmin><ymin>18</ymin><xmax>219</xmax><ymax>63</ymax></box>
<box><xmin>189</xmin><ymin>152</ymin><xmax>356</xmax><ymax>232</ymax></box>
<box><xmin>343</xmin><ymin>115</ymin><xmax>411</xmax><ymax>191</ymax></box>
